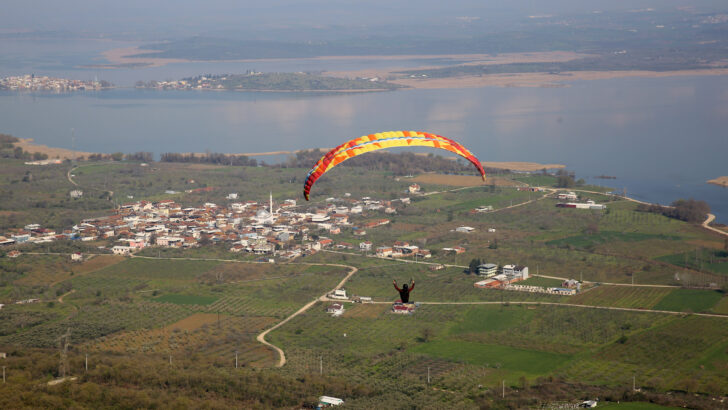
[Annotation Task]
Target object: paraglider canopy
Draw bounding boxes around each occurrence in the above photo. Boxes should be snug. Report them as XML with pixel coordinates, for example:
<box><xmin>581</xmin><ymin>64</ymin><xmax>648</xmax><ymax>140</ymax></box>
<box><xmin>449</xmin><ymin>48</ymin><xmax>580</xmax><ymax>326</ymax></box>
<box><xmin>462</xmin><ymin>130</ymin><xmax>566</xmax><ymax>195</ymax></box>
<box><xmin>303</xmin><ymin>131</ymin><xmax>486</xmax><ymax>200</ymax></box>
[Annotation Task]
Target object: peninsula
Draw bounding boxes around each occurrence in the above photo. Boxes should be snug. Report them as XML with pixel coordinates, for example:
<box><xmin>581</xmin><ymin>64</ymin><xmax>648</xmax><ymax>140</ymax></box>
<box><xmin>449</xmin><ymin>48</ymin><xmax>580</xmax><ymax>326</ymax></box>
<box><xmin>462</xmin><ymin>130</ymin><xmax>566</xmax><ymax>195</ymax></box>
<box><xmin>708</xmin><ymin>176</ymin><xmax>728</xmax><ymax>187</ymax></box>
<box><xmin>135</xmin><ymin>72</ymin><xmax>401</xmax><ymax>92</ymax></box>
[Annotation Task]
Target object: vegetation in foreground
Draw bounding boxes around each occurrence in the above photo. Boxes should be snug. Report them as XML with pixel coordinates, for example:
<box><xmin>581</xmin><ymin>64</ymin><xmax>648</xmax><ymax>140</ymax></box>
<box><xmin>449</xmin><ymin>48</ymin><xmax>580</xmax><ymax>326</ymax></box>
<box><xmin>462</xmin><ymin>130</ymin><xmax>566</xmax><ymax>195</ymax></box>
<box><xmin>0</xmin><ymin>155</ymin><xmax>727</xmax><ymax>408</ymax></box>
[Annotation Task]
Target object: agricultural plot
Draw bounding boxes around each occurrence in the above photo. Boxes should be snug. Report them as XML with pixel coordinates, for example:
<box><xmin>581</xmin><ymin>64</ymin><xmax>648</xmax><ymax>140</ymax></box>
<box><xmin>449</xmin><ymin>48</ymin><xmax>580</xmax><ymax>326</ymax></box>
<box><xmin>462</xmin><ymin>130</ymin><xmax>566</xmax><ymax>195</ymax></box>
<box><xmin>657</xmin><ymin>249</ymin><xmax>728</xmax><ymax>275</ymax></box>
<box><xmin>652</xmin><ymin>289</ymin><xmax>723</xmax><ymax>313</ymax></box>
<box><xmin>711</xmin><ymin>296</ymin><xmax>728</xmax><ymax>314</ymax></box>
<box><xmin>559</xmin><ymin>315</ymin><xmax>728</xmax><ymax>394</ymax></box>
<box><xmin>546</xmin><ymin>231</ymin><xmax>679</xmax><ymax>250</ymax></box>
<box><xmin>9</xmin><ymin>254</ymin><xmax>121</xmax><ymax>286</ymax></box>
<box><xmin>69</xmin><ymin>275</ymin><xmax>149</xmax><ymax>300</ymax></box>
<box><xmin>570</xmin><ymin>286</ymin><xmax>673</xmax><ymax>310</ymax></box>
<box><xmin>86</xmin><ymin>314</ymin><xmax>276</xmax><ymax>367</ymax></box>
<box><xmin>153</xmin><ymin>294</ymin><xmax>218</xmax><ymax>306</ymax></box>
<box><xmin>451</xmin><ymin>305</ymin><xmax>667</xmax><ymax>353</ymax></box>
<box><xmin>410</xmin><ymin>340</ymin><xmax>572</xmax><ymax>377</ymax></box>
<box><xmin>0</xmin><ymin>301</ymin><xmax>189</xmax><ymax>348</ymax></box>
<box><xmin>92</xmin><ymin>258</ymin><xmax>222</xmax><ymax>283</ymax></box>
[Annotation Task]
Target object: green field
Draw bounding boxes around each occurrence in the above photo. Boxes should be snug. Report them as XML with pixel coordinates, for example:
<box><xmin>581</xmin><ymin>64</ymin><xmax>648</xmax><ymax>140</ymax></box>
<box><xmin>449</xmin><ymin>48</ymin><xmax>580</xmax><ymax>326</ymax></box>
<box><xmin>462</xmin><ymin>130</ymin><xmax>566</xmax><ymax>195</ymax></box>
<box><xmin>152</xmin><ymin>294</ymin><xmax>219</xmax><ymax>305</ymax></box>
<box><xmin>547</xmin><ymin>231</ymin><xmax>679</xmax><ymax>249</ymax></box>
<box><xmin>94</xmin><ymin>258</ymin><xmax>221</xmax><ymax>282</ymax></box>
<box><xmin>570</xmin><ymin>286</ymin><xmax>673</xmax><ymax>309</ymax></box>
<box><xmin>652</xmin><ymin>289</ymin><xmax>723</xmax><ymax>313</ymax></box>
<box><xmin>657</xmin><ymin>249</ymin><xmax>728</xmax><ymax>275</ymax></box>
<box><xmin>449</xmin><ymin>305</ymin><xmax>535</xmax><ymax>333</ymax></box>
<box><xmin>410</xmin><ymin>340</ymin><xmax>572</xmax><ymax>375</ymax></box>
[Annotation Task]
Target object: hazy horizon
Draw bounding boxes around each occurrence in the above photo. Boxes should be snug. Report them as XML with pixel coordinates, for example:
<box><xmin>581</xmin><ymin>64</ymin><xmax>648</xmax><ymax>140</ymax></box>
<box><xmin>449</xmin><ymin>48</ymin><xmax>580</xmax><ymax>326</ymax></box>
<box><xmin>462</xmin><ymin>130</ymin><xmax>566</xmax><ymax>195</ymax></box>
<box><xmin>3</xmin><ymin>0</ymin><xmax>727</xmax><ymax>40</ymax></box>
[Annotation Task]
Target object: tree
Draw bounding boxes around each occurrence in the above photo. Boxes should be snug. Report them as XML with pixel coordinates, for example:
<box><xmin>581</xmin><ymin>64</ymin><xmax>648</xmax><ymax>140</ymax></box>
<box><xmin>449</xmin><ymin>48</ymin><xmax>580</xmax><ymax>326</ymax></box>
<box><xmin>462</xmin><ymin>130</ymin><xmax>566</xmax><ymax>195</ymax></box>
<box><xmin>468</xmin><ymin>258</ymin><xmax>481</xmax><ymax>274</ymax></box>
<box><xmin>555</xmin><ymin>169</ymin><xmax>576</xmax><ymax>188</ymax></box>
<box><xmin>110</xmin><ymin>152</ymin><xmax>124</xmax><ymax>161</ymax></box>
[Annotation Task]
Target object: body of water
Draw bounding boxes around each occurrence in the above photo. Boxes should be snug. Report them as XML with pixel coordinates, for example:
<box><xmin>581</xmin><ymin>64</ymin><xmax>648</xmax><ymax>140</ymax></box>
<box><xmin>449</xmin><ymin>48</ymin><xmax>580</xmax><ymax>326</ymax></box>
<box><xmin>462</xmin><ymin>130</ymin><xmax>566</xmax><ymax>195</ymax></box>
<box><xmin>1</xmin><ymin>43</ymin><xmax>726</xmax><ymax>223</ymax></box>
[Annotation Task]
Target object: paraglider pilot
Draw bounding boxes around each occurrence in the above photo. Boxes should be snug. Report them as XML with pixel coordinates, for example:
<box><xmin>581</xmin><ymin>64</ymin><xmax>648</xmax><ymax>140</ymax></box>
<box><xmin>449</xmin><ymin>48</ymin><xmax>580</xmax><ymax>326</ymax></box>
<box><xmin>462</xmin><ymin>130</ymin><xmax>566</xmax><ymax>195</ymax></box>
<box><xmin>393</xmin><ymin>278</ymin><xmax>415</xmax><ymax>303</ymax></box>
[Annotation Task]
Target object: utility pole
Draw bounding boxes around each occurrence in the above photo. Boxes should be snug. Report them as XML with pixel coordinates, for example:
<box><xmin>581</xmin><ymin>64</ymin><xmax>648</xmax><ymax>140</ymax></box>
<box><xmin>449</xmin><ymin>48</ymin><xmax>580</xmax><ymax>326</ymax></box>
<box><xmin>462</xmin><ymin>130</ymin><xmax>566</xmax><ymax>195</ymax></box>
<box><xmin>57</xmin><ymin>328</ymin><xmax>71</xmax><ymax>379</ymax></box>
<box><xmin>319</xmin><ymin>356</ymin><xmax>323</xmax><ymax>375</ymax></box>
<box><xmin>502</xmin><ymin>380</ymin><xmax>505</xmax><ymax>398</ymax></box>
<box><xmin>2</xmin><ymin>366</ymin><xmax>5</xmax><ymax>383</ymax></box>
<box><xmin>633</xmin><ymin>375</ymin><xmax>636</xmax><ymax>391</ymax></box>
<box><xmin>427</xmin><ymin>366</ymin><xmax>430</xmax><ymax>384</ymax></box>
<box><xmin>169</xmin><ymin>355</ymin><xmax>172</xmax><ymax>365</ymax></box>
<box><xmin>85</xmin><ymin>354</ymin><xmax>88</xmax><ymax>372</ymax></box>
<box><xmin>235</xmin><ymin>351</ymin><xmax>238</xmax><ymax>369</ymax></box>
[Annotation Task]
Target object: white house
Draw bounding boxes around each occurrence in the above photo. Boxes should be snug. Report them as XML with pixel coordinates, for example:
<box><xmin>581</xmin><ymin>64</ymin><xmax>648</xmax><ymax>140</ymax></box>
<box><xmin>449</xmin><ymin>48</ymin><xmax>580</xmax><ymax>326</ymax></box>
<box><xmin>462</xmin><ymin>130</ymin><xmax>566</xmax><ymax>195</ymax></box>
<box><xmin>112</xmin><ymin>245</ymin><xmax>132</xmax><ymax>255</ymax></box>
<box><xmin>359</xmin><ymin>241</ymin><xmax>372</xmax><ymax>251</ymax></box>
<box><xmin>326</xmin><ymin>303</ymin><xmax>345</xmax><ymax>317</ymax></box>
<box><xmin>70</xmin><ymin>252</ymin><xmax>83</xmax><ymax>262</ymax></box>
<box><xmin>502</xmin><ymin>264</ymin><xmax>516</xmax><ymax>275</ymax></box>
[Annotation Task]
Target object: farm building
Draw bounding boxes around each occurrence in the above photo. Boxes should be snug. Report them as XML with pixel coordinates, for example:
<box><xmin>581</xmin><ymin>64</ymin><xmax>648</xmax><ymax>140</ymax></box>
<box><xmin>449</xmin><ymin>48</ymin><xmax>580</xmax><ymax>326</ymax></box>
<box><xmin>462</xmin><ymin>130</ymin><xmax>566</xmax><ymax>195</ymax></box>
<box><xmin>329</xmin><ymin>289</ymin><xmax>348</xmax><ymax>300</ymax></box>
<box><xmin>455</xmin><ymin>226</ymin><xmax>475</xmax><ymax>233</ymax></box>
<box><xmin>557</xmin><ymin>191</ymin><xmax>578</xmax><ymax>201</ymax></box>
<box><xmin>556</xmin><ymin>200</ymin><xmax>606</xmax><ymax>210</ymax></box>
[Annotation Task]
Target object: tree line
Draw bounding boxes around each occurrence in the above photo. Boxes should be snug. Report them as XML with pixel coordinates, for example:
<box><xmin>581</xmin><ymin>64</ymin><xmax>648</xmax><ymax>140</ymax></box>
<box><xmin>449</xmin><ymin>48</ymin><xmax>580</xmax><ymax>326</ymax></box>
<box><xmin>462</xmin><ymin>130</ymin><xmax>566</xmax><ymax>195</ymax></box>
<box><xmin>637</xmin><ymin>199</ymin><xmax>710</xmax><ymax>223</ymax></box>
<box><xmin>159</xmin><ymin>152</ymin><xmax>258</xmax><ymax>166</ymax></box>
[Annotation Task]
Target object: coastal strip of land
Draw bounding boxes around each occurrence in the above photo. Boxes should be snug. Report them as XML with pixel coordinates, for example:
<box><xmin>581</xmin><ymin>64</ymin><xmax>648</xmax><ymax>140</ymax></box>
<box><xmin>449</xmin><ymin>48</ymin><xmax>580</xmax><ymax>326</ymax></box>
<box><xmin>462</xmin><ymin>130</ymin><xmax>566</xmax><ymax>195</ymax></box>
<box><xmin>708</xmin><ymin>176</ymin><xmax>728</xmax><ymax>187</ymax></box>
<box><xmin>16</xmin><ymin>136</ymin><xmax>565</xmax><ymax>173</ymax></box>
<box><xmin>14</xmin><ymin>138</ymin><xmax>93</xmax><ymax>160</ymax></box>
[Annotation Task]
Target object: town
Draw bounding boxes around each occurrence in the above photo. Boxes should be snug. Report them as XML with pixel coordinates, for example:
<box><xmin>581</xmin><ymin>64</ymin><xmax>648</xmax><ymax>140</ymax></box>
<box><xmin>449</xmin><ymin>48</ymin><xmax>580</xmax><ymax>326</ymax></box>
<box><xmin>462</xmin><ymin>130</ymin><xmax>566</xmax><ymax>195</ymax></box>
<box><xmin>0</xmin><ymin>75</ymin><xmax>112</xmax><ymax>91</ymax></box>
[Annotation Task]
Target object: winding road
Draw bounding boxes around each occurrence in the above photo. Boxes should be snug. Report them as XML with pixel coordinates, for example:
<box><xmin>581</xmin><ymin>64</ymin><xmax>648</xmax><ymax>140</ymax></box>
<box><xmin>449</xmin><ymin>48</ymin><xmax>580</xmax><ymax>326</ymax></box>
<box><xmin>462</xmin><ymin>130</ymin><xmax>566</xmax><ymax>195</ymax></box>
<box><xmin>256</xmin><ymin>264</ymin><xmax>358</xmax><ymax>367</ymax></box>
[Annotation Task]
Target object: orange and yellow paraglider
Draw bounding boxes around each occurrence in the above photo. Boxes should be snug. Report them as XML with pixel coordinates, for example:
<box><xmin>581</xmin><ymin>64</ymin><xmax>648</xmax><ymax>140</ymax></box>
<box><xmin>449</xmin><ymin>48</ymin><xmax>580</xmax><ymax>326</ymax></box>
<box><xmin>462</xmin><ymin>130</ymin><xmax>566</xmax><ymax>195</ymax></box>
<box><xmin>303</xmin><ymin>131</ymin><xmax>485</xmax><ymax>200</ymax></box>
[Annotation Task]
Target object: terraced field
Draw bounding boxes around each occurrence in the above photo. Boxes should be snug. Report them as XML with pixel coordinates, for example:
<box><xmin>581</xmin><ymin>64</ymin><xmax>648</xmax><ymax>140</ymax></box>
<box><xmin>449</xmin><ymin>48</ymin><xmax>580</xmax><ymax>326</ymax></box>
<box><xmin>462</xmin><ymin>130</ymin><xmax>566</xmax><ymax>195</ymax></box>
<box><xmin>570</xmin><ymin>286</ymin><xmax>673</xmax><ymax>309</ymax></box>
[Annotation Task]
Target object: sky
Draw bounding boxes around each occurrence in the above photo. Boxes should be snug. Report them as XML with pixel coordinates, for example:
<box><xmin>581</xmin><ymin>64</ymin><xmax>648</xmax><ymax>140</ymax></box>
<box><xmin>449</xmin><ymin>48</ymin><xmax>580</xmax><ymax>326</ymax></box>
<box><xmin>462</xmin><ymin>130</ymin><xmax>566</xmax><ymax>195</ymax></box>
<box><xmin>2</xmin><ymin>0</ymin><xmax>726</xmax><ymax>40</ymax></box>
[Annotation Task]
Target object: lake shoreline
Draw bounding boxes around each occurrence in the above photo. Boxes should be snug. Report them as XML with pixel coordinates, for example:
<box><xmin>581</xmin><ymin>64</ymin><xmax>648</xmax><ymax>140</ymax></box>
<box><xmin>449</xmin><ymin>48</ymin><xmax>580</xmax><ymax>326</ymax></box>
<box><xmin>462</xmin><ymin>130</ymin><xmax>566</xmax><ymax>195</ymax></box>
<box><xmin>13</xmin><ymin>138</ymin><xmax>565</xmax><ymax>172</ymax></box>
